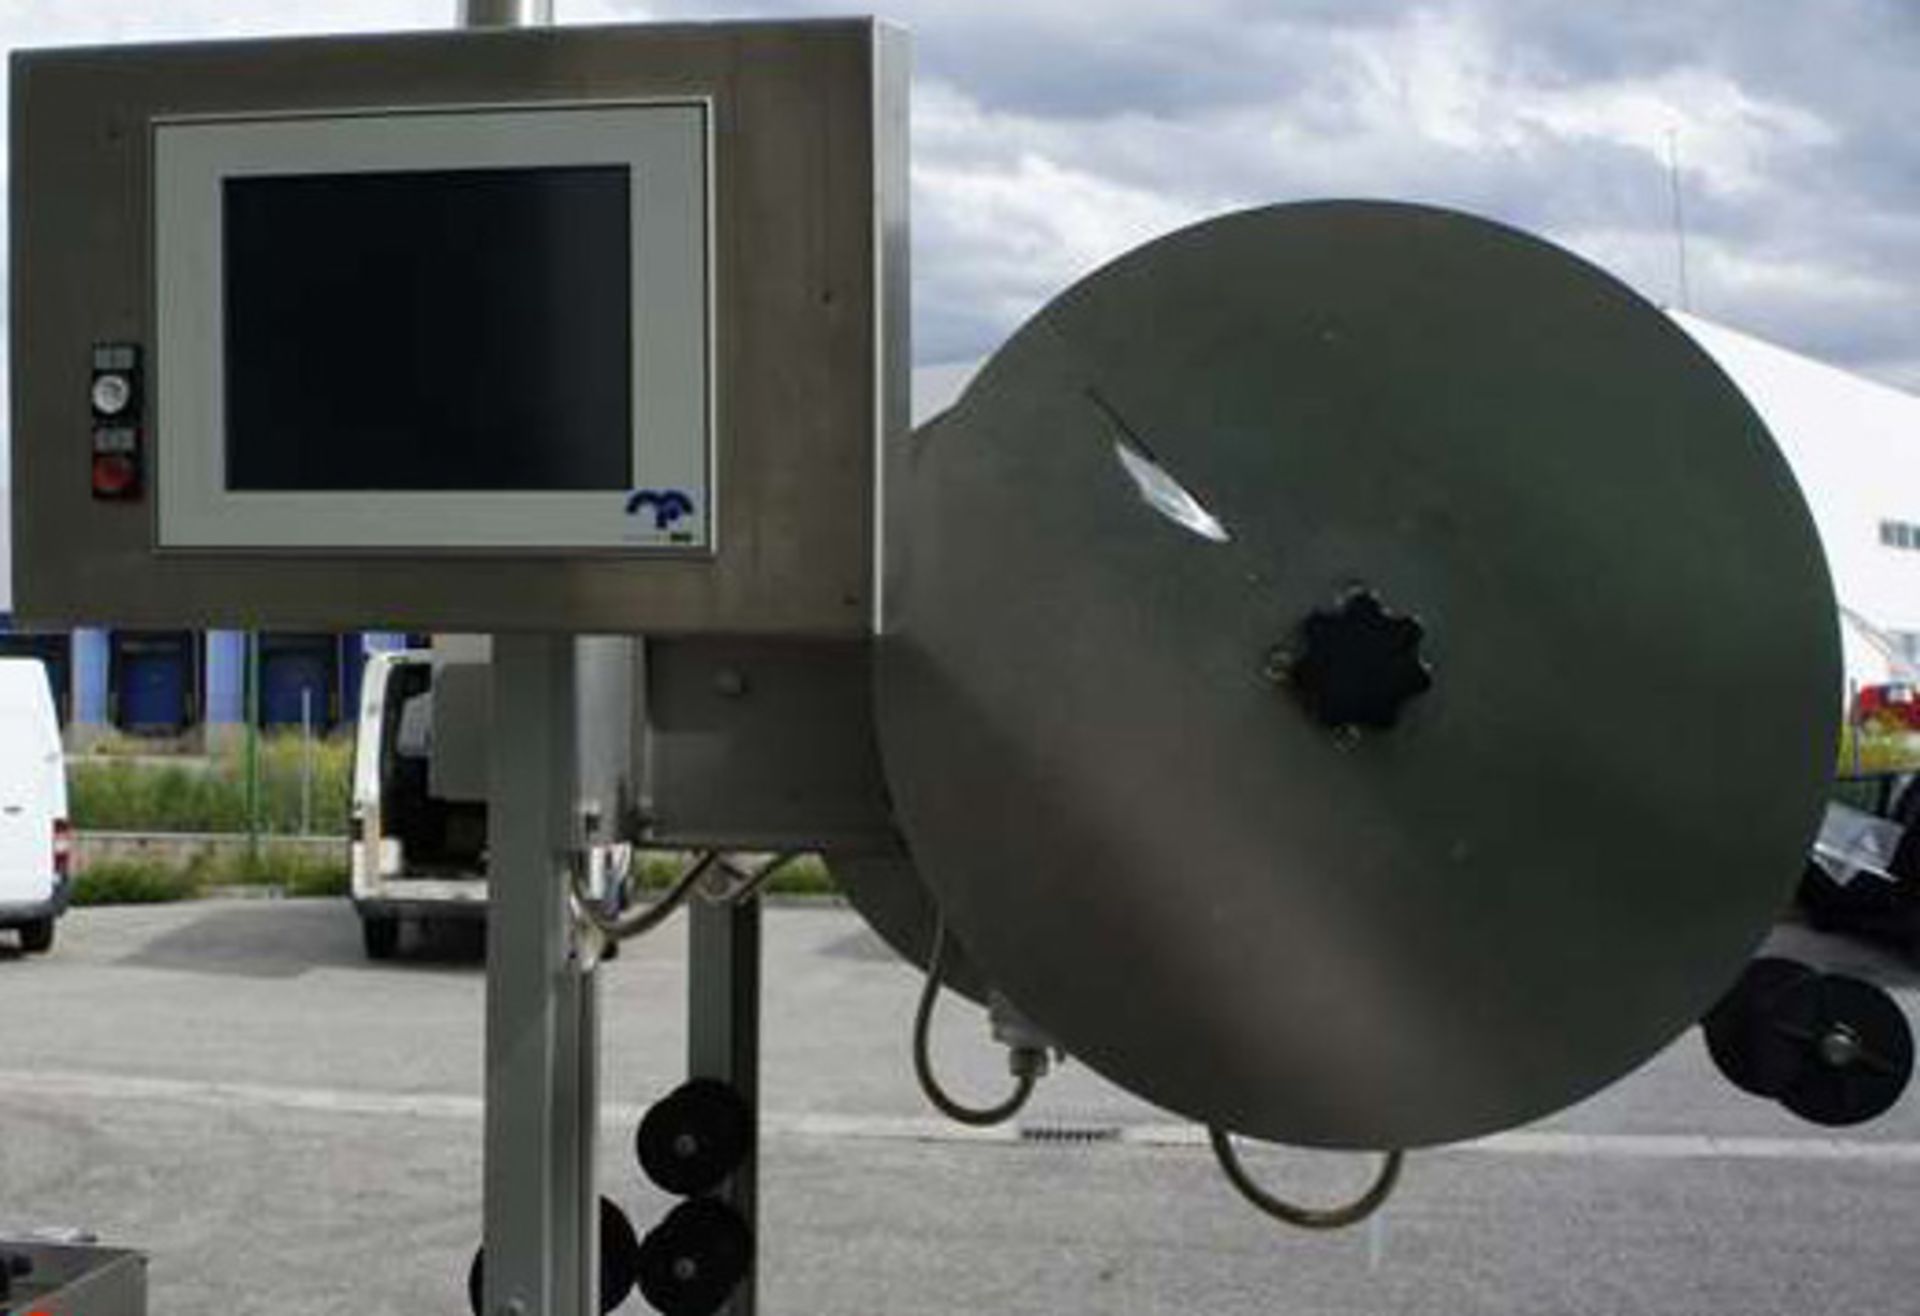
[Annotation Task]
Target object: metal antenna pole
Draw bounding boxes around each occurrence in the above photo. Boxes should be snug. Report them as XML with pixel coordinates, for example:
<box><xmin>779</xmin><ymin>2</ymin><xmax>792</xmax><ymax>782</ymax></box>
<box><xmin>1666</xmin><ymin>128</ymin><xmax>1692</xmax><ymax>313</ymax></box>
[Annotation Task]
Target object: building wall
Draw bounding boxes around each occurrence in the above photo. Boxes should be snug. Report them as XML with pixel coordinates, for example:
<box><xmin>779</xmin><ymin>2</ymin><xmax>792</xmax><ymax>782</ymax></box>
<box><xmin>0</xmin><ymin>620</ymin><xmax>405</xmax><ymax>750</ymax></box>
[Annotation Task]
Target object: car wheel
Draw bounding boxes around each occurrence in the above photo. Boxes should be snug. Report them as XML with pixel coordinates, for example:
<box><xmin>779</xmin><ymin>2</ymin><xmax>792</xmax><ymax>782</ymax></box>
<box><xmin>362</xmin><ymin>915</ymin><xmax>400</xmax><ymax>961</ymax></box>
<box><xmin>18</xmin><ymin>918</ymin><xmax>54</xmax><ymax>954</ymax></box>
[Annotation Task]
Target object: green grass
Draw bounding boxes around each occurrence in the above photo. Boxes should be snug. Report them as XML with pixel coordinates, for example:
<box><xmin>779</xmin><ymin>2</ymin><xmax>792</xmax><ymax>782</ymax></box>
<box><xmin>72</xmin><ymin>846</ymin><xmax>844</xmax><ymax>908</ymax></box>
<box><xmin>71</xmin><ymin>845</ymin><xmax>350</xmax><ymax>906</ymax></box>
<box><xmin>70</xmin><ymin>718</ymin><xmax>1918</xmax><ymax>907</ymax></box>
<box><xmin>1837</xmin><ymin>720</ymin><xmax>1920</xmax><ymax>775</ymax></box>
<box><xmin>209</xmin><ymin>846</ymin><xmax>354</xmax><ymax>898</ymax></box>
<box><xmin>71</xmin><ymin>860</ymin><xmax>201</xmax><ymax>906</ymax></box>
<box><xmin>70</xmin><ymin>732</ymin><xmax>354</xmax><ymax>835</ymax></box>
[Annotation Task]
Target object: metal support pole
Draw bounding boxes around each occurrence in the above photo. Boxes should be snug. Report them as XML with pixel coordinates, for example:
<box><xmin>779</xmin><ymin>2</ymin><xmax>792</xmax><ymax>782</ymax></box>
<box><xmin>300</xmin><ymin>687</ymin><xmax>314</xmax><ymax>836</ymax></box>
<box><xmin>461</xmin><ymin>0</ymin><xmax>554</xmax><ymax>26</ymax></box>
<box><xmin>454</xmin><ymin>0</ymin><xmax>592</xmax><ymax>1297</ymax></box>
<box><xmin>244</xmin><ymin>631</ymin><xmax>261</xmax><ymax>861</ymax></box>
<box><xmin>688</xmin><ymin>896</ymin><xmax>762</xmax><ymax>1316</ymax></box>
<box><xmin>485</xmin><ymin>635</ymin><xmax>596</xmax><ymax>1316</ymax></box>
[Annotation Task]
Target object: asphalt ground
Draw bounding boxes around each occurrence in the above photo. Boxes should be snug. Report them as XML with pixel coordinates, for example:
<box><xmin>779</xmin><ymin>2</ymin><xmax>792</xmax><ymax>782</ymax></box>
<box><xmin>0</xmin><ymin>899</ymin><xmax>1915</xmax><ymax>1315</ymax></box>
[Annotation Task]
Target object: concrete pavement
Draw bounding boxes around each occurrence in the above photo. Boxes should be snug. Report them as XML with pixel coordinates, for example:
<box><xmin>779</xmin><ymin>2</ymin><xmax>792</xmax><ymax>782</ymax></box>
<box><xmin>0</xmin><ymin>900</ymin><xmax>1914</xmax><ymax>1314</ymax></box>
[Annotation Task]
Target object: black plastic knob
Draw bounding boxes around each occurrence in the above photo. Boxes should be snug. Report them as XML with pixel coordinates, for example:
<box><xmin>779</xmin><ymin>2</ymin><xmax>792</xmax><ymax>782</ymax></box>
<box><xmin>1280</xmin><ymin>589</ymin><xmax>1432</xmax><ymax>733</ymax></box>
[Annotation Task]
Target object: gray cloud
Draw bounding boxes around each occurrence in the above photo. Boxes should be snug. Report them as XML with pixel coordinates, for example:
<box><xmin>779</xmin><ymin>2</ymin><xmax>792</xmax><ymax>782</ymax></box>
<box><xmin>3</xmin><ymin>1</ymin><xmax>1910</xmax><ymax>392</ymax></box>
<box><xmin>615</xmin><ymin>0</ymin><xmax>1916</xmax><ymax>391</ymax></box>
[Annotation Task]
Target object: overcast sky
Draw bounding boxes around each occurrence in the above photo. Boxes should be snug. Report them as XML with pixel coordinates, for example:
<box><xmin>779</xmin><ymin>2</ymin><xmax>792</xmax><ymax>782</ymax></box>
<box><xmin>1</xmin><ymin>0</ymin><xmax>1913</xmax><ymax>395</ymax></box>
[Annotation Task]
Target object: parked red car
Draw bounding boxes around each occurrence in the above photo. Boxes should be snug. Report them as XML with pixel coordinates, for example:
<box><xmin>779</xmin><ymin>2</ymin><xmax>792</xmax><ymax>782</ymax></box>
<box><xmin>1853</xmin><ymin>683</ymin><xmax>1920</xmax><ymax>731</ymax></box>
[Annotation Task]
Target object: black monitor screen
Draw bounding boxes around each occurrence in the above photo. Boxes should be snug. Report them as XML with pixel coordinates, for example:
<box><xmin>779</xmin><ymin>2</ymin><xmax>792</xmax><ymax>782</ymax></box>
<box><xmin>223</xmin><ymin>166</ymin><xmax>632</xmax><ymax>492</ymax></box>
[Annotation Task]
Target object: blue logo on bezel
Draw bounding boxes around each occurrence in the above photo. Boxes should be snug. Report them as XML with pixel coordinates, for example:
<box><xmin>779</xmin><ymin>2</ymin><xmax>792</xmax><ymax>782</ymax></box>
<box><xmin>625</xmin><ymin>489</ymin><xmax>695</xmax><ymax>530</ymax></box>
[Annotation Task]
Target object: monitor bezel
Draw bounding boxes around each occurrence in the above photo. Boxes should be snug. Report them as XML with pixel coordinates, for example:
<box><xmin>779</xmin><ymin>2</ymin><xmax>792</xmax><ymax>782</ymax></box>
<box><xmin>152</xmin><ymin>99</ymin><xmax>714</xmax><ymax>553</ymax></box>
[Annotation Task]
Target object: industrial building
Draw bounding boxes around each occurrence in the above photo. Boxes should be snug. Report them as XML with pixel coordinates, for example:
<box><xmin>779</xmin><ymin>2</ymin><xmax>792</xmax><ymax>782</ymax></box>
<box><xmin>0</xmin><ymin>501</ymin><xmax>406</xmax><ymax>744</ymax></box>
<box><xmin>0</xmin><ymin>623</ymin><xmax>408</xmax><ymax>748</ymax></box>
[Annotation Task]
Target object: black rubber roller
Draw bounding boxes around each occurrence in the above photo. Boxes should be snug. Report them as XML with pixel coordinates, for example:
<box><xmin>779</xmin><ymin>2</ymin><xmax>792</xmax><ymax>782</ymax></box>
<box><xmin>468</xmin><ymin>1195</ymin><xmax>643</xmax><ymax>1316</ymax></box>
<box><xmin>636</xmin><ymin>1197</ymin><xmax>752</xmax><ymax>1316</ymax></box>
<box><xmin>1774</xmin><ymin>972</ymin><xmax>1913</xmax><ymax>1127</ymax></box>
<box><xmin>1705</xmin><ymin>959</ymin><xmax>1913</xmax><ymax>1127</ymax></box>
<box><xmin>1703</xmin><ymin>956</ymin><xmax>1820</xmax><ymax>1098</ymax></box>
<box><xmin>636</xmin><ymin>1079</ymin><xmax>753</xmax><ymax>1197</ymax></box>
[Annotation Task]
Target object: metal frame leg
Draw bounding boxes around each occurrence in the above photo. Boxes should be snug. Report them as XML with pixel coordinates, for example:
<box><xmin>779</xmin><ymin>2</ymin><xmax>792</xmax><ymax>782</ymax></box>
<box><xmin>688</xmin><ymin>895</ymin><xmax>761</xmax><ymax>1316</ymax></box>
<box><xmin>485</xmin><ymin>634</ymin><xmax>596</xmax><ymax>1316</ymax></box>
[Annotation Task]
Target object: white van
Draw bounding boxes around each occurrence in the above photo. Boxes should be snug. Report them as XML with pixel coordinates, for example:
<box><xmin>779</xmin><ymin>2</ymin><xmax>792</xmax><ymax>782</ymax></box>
<box><xmin>350</xmin><ymin>650</ymin><xmax>489</xmax><ymax>959</ymax></box>
<box><xmin>0</xmin><ymin>658</ymin><xmax>71</xmax><ymax>953</ymax></box>
<box><xmin>350</xmin><ymin>645</ymin><xmax>637</xmax><ymax>960</ymax></box>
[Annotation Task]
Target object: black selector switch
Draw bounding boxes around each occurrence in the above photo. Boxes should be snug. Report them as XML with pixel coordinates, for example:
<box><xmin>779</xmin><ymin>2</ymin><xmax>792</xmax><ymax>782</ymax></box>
<box><xmin>90</xmin><ymin>342</ymin><xmax>143</xmax><ymax>499</ymax></box>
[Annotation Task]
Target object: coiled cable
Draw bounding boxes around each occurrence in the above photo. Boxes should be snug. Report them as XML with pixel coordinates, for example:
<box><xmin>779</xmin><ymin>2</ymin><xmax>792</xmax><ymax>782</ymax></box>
<box><xmin>912</xmin><ymin>919</ymin><xmax>1038</xmax><ymax>1126</ymax></box>
<box><xmin>1208</xmin><ymin>1128</ymin><xmax>1403</xmax><ymax>1230</ymax></box>
<box><xmin>570</xmin><ymin>848</ymin><xmax>718</xmax><ymax>943</ymax></box>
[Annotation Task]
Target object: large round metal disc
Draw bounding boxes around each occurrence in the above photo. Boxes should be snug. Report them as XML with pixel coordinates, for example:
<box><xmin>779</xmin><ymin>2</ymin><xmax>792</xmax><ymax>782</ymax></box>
<box><xmin>877</xmin><ymin>201</ymin><xmax>1839</xmax><ymax>1149</ymax></box>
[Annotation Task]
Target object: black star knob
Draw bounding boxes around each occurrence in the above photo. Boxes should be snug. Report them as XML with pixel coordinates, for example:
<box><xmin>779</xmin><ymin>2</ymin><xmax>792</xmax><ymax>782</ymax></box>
<box><xmin>1275</xmin><ymin>589</ymin><xmax>1433</xmax><ymax>734</ymax></box>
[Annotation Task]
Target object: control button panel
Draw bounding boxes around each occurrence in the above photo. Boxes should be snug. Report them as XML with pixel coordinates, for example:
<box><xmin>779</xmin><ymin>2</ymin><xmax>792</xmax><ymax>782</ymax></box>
<box><xmin>91</xmin><ymin>343</ymin><xmax>143</xmax><ymax>500</ymax></box>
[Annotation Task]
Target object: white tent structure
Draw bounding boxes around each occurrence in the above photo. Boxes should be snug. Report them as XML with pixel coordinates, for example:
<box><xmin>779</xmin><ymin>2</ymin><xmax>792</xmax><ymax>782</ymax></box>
<box><xmin>913</xmin><ymin>310</ymin><xmax>1920</xmax><ymax>695</ymax></box>
<box><xmin>1672</xmin><ymin>312</ymin><xmax>1920</xmax><ymax>691</ymax></box>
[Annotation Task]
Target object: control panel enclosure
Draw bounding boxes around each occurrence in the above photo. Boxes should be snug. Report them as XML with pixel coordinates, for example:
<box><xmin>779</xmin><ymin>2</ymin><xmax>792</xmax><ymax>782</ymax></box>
<box><xmin>10</xmin><ymin>21</ymin><xmax>907</xmax><ymax>636</ymax></box>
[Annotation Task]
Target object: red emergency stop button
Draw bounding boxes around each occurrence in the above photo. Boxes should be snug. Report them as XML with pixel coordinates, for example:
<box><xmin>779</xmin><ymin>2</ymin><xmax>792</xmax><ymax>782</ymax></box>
<box><xmin>91</xmin><ymin>451</ymin><xmax>141</xmax><ymax>499</ymax></box>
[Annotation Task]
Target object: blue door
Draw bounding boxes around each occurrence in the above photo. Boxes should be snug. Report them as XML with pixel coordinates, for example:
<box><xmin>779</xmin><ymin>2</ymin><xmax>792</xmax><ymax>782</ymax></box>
<box><xmin>261</xmin><ymin>644</ymin><xmax>334</xmax><ymax>728</ymax></box>
<box><xmin>116</xmin><ymin>637</ymin><xmax>190</xmax><ymax>733</ymax></box>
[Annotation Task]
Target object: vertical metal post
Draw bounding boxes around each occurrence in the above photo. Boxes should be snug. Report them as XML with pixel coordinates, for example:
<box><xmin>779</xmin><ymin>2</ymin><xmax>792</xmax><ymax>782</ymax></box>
<box><xmin>486</xmin><ymin>635</ymin><xmax>595</xmax><ymax>1316</ymax></box>
<box><xmin>244</xmin><ymin>630</ymin><xmax>261</xmax><ymax>860</ymax></box>
<box><xmin>454</xmin><ymin>8</ymin><xmax>608</xmax><ymax>1315</ymax></box>
<box><xmin>688</xmin><ymin>896</ymin><xmax>761</xmax><ymax>1316</ymax></box>
<box><xmin>455</xmin><ymin>0</ymin><xmax>596</xmax><ymax>1289</ymax></box>
<box><xmin>299</xmin><ymin>687</ymin><xmax>314</xmax><ymax>836</ymax></box>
